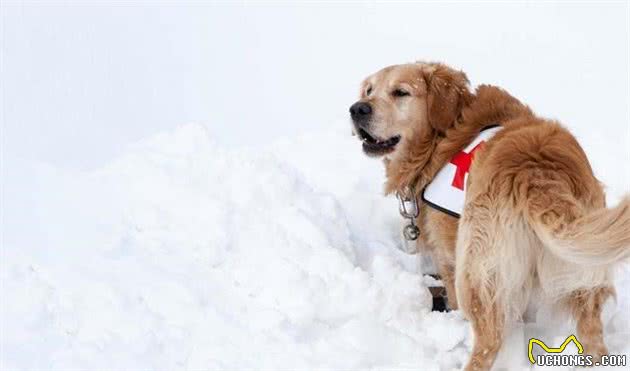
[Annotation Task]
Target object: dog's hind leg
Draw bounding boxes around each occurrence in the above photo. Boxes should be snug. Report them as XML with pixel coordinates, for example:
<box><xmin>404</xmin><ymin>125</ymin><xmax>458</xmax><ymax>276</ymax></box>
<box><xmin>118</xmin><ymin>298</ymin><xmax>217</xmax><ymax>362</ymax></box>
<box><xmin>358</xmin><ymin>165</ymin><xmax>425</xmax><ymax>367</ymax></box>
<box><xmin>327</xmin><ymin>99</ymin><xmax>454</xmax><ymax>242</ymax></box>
<box><xmin>565</xmin><ymin>287</ymin><xmax>614</xmax><ymax>361</ymax></box>
<box><xmin>459</xmin><ymin>284</ymin><xmax>505</xmax><ymax>371</ymax></box>
<box><xmin>455</xmin><ymin>197</ymin><xmax>505</xmax><ymax>371</ymax></box>
<box><xmin>455</xmin><ymin>193</ymin><xmax>536</xmax><ymax>371</ymax></box>
<box><xmin>525</xmin><ymin>175</ymin><xmax>617</xmax><ymax>361</ymax></box>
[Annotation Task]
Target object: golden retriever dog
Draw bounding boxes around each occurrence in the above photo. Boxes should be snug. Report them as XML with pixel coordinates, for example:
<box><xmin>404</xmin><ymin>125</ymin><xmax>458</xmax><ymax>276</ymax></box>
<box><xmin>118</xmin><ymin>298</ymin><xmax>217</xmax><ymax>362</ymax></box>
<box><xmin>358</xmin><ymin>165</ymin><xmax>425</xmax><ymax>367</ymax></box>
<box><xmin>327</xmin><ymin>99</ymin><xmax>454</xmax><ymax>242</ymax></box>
<box><xmin>349</xmin><ymin>62</ymin><xmax>630</xmax><ymax>370</ymax></box>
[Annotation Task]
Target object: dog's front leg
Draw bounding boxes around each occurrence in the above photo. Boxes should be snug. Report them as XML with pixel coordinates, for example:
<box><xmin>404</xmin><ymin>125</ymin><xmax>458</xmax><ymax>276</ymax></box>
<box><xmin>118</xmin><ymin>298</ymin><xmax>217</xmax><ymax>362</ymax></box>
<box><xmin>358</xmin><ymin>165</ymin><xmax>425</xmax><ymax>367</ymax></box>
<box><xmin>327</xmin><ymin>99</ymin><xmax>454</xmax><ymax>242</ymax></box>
<box><xmin>434</xmin><ymin>258</ymin><xmax>458</xmax><ymax>310</ymax></box>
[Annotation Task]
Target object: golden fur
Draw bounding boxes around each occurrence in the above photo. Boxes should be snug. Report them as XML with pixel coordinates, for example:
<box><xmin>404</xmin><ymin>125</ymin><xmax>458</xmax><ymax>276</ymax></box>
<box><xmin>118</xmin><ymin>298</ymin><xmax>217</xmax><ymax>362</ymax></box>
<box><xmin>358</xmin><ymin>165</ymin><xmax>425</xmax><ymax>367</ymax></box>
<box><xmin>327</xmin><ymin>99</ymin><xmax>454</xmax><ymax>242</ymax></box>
<box><xmin>351</xmin><ymin>62</ymin><xmax>630</xmax><ymax>370</ymax></box>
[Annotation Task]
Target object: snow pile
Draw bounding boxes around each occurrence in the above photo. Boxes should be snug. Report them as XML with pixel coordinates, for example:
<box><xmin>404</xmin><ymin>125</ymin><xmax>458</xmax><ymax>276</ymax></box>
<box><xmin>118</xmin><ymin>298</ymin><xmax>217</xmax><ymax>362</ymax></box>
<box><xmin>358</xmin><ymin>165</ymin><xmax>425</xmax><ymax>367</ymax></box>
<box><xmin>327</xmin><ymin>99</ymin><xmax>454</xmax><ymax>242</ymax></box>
<box><xmin>2</xmin><ymin>123</ymin><xmax>629</xmax><ymax>370</ymax></box>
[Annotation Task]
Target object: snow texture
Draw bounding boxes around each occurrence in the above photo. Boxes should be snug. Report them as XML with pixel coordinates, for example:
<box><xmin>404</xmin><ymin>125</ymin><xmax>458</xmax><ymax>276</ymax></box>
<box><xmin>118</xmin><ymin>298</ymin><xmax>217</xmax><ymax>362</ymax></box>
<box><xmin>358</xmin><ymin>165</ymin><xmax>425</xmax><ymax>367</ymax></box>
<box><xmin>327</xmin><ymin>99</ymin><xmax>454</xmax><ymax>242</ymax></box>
<box><xmin>2</xmin><ymin>123</ymin><xmax>629</xmax><ymax>370</ymax></box>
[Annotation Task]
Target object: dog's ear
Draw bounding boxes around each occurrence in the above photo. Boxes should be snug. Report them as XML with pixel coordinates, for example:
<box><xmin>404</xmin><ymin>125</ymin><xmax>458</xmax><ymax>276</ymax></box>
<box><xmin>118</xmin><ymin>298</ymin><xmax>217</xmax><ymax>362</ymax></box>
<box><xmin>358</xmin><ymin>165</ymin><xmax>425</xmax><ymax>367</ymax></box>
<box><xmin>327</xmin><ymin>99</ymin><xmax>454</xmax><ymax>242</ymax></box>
<box><xmin>423</xmin><ymin>64</ymin><xmax>471</xmax><ymax>134</ymax></box>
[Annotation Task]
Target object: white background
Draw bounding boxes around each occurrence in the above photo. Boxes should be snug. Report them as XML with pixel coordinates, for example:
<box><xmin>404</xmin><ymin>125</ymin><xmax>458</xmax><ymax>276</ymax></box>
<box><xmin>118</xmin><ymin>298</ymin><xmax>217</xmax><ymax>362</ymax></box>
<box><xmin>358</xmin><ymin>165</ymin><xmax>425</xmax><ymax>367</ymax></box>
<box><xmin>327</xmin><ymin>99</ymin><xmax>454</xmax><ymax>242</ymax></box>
<box><xmin>3</xmin><ymin>2</ymin><xmax>629</xmax><ymax>172</ymax></box>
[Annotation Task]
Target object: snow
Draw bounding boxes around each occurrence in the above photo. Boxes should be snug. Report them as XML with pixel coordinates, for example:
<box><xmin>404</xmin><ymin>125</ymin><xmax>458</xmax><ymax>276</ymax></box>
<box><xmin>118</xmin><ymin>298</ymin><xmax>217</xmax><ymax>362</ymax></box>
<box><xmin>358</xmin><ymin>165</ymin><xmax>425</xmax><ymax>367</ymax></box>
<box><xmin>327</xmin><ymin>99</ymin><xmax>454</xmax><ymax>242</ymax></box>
<box><xmin>1</xmin><ymin>123</ymin><xmax>444</xmax><ymax>369</ymax></box>
<box><xmin>2</xmin><ymin>122</ymin><xmax>629</xmax><ymax>370</ymax></box>
<box><xmin>2</xmin><ymin>2</ymin><xmax>629</xmax><ymax>371</ymax></box>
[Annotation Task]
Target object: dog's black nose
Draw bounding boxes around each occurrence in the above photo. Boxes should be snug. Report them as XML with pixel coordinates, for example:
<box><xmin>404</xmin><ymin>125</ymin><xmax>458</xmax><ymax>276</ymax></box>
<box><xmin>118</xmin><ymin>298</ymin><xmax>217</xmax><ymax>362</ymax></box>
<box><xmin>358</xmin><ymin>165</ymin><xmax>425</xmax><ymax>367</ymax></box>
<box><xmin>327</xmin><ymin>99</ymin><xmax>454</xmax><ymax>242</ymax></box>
<box><xmin>349</xmin><ymin>102</ymin><xmax>372</xmax><ymax>118</ymax></box>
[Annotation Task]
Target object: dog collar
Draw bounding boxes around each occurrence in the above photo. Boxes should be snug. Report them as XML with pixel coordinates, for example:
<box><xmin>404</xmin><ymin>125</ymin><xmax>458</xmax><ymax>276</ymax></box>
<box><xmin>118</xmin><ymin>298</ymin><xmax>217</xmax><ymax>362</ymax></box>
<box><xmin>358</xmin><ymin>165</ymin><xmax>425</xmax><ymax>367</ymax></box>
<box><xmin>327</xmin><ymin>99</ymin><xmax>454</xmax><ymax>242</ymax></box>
<box><xmin>422</xmin><ymin>125</ymin><xmax>503</xmax><ymax>218</ymax></box>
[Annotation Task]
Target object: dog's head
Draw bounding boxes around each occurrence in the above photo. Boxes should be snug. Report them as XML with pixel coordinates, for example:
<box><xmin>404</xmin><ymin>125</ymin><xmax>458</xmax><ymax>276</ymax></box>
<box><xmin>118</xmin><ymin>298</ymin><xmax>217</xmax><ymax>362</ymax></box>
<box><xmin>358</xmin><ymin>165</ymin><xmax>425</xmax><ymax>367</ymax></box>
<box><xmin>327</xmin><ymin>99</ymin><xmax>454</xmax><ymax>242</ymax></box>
<box><xmin>349</xmin><ymin>62</ymin><xmax>471</xmax><ymax>157</ymax></box>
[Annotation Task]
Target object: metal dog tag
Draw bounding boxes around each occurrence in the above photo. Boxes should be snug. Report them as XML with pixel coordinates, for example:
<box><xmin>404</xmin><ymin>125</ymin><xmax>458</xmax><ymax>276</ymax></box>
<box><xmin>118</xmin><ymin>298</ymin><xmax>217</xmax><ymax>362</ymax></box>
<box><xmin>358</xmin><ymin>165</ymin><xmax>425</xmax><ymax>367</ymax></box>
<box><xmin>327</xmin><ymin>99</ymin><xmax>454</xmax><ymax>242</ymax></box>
<box><xmin>403</xmin><ymin>223</ymin><xmax>420</xmax><ymax>241</ymax></box>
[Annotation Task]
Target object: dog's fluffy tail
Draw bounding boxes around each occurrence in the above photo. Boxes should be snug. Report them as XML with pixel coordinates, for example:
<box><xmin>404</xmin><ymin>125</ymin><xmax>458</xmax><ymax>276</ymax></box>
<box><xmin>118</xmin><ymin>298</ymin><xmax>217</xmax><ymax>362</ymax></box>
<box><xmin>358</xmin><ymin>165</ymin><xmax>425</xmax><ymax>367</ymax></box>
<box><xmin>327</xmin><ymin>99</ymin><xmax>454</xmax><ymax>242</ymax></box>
<box><xmin>534</xmin><ymin>196</ymin><xmax>630</xmax><ymax>266</ymax></box>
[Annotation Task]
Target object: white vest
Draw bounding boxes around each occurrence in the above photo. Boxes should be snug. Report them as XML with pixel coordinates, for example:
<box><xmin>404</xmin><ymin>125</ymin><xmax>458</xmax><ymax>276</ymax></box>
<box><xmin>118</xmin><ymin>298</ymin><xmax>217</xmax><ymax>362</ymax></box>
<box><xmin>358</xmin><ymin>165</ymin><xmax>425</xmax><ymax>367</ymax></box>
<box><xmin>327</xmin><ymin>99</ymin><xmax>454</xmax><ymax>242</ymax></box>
<box><xmin>422</xmin><ymin>126</ymin><xmax>502</xmax><ymax>217</ymax></box>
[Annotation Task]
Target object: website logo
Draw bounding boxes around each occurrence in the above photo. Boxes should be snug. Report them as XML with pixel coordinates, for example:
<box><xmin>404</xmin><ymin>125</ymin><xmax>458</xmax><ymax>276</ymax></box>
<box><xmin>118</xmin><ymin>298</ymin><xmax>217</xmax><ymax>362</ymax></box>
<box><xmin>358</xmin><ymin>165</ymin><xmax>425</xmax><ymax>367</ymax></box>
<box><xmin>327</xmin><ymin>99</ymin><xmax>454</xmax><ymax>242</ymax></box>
<box><xmin>528</xmin><ymin>335</ymin><xmax>626</xmax><ymax>367</ymax></box>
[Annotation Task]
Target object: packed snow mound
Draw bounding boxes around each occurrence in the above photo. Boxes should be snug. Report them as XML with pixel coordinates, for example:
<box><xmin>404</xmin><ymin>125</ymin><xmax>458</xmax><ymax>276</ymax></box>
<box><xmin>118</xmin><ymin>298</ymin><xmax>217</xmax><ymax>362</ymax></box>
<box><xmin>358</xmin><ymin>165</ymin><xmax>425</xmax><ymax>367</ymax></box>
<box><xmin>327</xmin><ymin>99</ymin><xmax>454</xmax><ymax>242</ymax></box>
<box><xmin>2</xmin><ymin>123</ymin><xmax>629</xmax><ymax>370</ymax></box>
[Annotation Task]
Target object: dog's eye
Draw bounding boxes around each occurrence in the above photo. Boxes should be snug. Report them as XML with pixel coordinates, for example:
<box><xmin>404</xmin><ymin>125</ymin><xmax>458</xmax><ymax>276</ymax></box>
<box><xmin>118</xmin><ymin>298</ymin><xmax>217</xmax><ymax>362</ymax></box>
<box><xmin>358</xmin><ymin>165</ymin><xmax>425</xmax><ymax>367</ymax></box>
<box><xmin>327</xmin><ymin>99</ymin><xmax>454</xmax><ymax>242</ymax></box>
<box><xmin>392</xmin><ymin>89</ymin><xmax>410</xmax><ymax>97</ymax></box>
<box><xmin>366</xmin><ymin>87</ymin><xmax>372</xmax><ymax>96</ymax></box>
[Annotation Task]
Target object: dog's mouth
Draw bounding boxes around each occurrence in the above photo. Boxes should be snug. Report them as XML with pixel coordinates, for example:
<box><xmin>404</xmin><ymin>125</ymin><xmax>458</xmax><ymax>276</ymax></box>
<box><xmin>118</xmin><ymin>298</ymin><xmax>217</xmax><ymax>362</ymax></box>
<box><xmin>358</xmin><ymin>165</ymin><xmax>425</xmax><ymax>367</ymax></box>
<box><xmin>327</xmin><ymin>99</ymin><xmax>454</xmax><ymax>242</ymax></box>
<box><xmin>357</xmin><ymin>128</ymin><xmax>401</xmax><ymax>156</ymax></box>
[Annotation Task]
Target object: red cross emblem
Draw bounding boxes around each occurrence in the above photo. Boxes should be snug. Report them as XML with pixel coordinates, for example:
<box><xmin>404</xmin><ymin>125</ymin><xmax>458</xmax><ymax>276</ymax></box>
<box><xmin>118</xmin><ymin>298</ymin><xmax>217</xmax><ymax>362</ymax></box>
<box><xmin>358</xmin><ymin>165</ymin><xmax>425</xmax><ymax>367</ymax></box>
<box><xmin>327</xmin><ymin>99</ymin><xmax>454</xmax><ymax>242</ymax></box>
<box><xmin>449</xmin><ymin>141</ymin><xmax>485</xmax><ymax>190</ymax></box>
